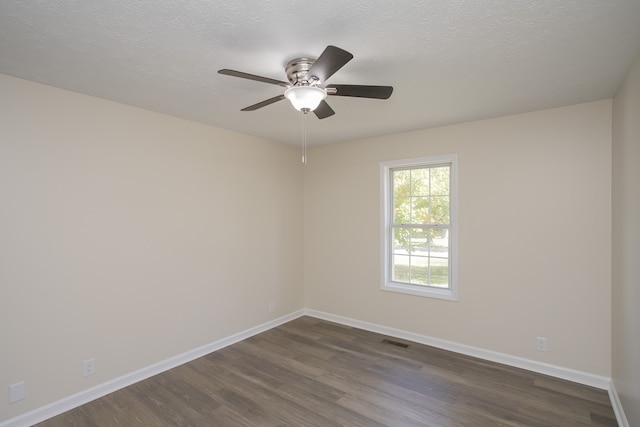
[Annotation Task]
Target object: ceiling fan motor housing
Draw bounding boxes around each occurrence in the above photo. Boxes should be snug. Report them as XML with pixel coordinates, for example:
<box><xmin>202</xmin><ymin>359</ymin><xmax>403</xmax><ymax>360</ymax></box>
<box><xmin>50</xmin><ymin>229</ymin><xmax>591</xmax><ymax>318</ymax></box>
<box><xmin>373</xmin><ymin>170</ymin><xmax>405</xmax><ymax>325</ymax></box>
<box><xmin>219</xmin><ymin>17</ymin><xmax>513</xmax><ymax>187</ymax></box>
<box><xmin>286</xmin><ymin>57</ymin><xmax>318</xmax><ymax>86</ymax></box>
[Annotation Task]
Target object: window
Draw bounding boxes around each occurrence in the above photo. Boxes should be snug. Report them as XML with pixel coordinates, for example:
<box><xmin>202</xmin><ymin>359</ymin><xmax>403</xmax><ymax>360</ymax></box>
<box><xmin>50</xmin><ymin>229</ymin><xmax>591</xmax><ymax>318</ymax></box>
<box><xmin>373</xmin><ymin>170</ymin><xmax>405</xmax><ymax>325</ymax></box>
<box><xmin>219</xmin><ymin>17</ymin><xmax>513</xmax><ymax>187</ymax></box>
<box><xmin>380</xmin><ymin>154</ymin><xmax>457</xmax><ymax>300</ymax></box>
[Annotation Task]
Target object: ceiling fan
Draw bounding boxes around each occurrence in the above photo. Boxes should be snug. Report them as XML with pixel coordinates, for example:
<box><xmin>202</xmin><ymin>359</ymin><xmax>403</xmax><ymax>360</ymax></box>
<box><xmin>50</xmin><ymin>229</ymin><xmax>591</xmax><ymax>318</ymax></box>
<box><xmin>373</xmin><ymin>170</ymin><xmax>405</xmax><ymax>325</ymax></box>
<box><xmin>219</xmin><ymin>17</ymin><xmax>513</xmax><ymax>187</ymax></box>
<box><xmin>218</xmin><ymin>45</ymin><xmax>393</xmax><ymax>119</ymax></box>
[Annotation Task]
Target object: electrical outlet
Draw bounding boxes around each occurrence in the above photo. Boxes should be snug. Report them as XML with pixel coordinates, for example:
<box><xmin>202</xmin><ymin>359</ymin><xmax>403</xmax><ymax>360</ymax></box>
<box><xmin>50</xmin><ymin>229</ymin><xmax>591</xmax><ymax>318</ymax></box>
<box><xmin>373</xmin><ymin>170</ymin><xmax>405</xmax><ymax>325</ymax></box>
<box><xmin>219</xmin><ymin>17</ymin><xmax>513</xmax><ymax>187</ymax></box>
<box><xmin>268</xmin><ymin>302</ymin><xmax>275</xmax><ymax>313</ymax></box>
<box><xmin>83</xmin><ymin>359</ymin><xmax>96</xmax><ymax>377</ymax></box>
<box><xmin>9</xmin><ymin>381</ymin><xmax>25</xmax><ymax>404</ymax></box>
<box><xmin>536</xmin><ymin>337</ymin><xmax>548</xmax><ymax>352</ymax></box>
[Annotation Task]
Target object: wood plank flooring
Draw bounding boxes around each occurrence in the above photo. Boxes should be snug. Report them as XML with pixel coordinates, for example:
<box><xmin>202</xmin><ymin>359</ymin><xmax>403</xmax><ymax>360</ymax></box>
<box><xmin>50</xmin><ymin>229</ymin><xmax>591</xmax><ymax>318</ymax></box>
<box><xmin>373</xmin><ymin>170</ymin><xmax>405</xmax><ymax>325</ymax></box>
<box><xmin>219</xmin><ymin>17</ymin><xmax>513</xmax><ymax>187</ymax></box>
<box><xmin>36</xmin><ymin>316</ymin><xmax>617</xmax><ymax>426</ymax></box>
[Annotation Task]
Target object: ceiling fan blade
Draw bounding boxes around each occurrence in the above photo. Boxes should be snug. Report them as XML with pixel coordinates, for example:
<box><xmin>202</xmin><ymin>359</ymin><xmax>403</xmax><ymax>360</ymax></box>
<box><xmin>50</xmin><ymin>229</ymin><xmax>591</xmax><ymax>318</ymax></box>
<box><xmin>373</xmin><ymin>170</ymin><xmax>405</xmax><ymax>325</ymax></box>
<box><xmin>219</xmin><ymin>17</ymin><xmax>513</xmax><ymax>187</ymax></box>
<box><xmin>326</xmin><ymin>84</ymin><xmax>393</xmax><ymax>99</ymax></box>
<box><xmin>241</xmin><ymin>94</ymin><xmax>286</xmax><ymax>111</ymax></box>
<box><xmin>313</xmin><ymin>100</ymin><xmax>335</xmax><ymax>119</ymax></box>
<box><xmin>308</xmin><ymin>46</ymin><xmax>354</xmax><ymax>84</ymax></box>
<box><xmin>218</xmin><ymin>69</ymin><xmax>289</xmax><ymax>87</ymax></box>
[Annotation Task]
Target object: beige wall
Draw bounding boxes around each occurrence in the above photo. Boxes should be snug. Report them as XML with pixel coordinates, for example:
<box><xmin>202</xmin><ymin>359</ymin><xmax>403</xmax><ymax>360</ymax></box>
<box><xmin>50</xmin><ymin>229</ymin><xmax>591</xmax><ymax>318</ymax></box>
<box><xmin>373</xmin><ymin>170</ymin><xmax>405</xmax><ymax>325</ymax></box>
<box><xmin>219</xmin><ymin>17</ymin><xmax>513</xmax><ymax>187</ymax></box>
<box><xmin>0</xmin><ymin>71</ymin><xmax>619</xmax><ymax>423</ymax></box>
<box><xmin>304</xmin><ymin>100</ymin><xmax>612</xmax><ymax>376</ymax></box>
<box><xmin>0</xmin><ymin>74</ymin><xmax>304</xmax><ymax>421</ymax></box>
<box><xmin>612</xmin><ymin>52</ymin><xmax>640</xmax><ymax>426</ymax></box>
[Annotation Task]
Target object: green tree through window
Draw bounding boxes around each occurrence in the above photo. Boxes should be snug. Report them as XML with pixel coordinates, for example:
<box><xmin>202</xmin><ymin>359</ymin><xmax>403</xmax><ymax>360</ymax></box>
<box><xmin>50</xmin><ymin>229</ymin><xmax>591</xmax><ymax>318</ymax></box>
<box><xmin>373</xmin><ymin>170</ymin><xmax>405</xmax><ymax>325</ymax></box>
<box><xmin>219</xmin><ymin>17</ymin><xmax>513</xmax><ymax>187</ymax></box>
<box><xmin>390</xmin><ymin>165</ymin><xmax>451</xmax><ymax>288</ymax></box>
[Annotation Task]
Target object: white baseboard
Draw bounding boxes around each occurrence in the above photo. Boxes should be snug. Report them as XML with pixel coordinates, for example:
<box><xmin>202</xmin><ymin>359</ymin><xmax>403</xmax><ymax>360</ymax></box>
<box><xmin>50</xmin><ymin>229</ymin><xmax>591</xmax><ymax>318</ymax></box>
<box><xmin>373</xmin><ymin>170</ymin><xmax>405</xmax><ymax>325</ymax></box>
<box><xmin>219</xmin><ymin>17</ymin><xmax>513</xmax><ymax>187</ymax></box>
<box><xmin>0</xmin><ymin>310</ymin><xmax>305</xmax><ymax>427</ymax></box>
<box><xmin>608</xmin><ymin>380</ymin><xmax>629</xmax><ymax>427</ymax></box>
<box><xmin>2</xmin><ymin>308</ymin><xmax>623</xmax><ymax>427</ymax></box>
<box><xmin>304</xmin><ymin>309</ymin><xmax>611</xmax><ymax>390</ymax></box>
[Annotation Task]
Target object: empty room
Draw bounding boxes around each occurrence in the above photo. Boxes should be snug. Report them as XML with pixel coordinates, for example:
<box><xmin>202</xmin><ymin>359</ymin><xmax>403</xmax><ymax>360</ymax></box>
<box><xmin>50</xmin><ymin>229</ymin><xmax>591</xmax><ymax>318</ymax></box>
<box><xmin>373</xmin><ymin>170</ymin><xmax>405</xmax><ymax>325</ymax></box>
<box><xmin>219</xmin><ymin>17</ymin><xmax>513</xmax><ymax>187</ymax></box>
<box><xmin>1</xmin><ymin>1</ymin><xmax>639</xmax><ymax>426</ymax></box>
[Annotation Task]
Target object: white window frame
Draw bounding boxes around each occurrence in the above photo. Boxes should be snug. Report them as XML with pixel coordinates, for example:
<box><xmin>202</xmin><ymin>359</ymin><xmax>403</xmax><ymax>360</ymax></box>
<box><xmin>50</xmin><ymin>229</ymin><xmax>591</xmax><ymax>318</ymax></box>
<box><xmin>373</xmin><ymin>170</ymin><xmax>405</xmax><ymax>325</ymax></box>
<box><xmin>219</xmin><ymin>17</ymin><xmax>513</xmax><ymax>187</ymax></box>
<box><xmin>380</xmin><ymin>154</ymin><xmax>458</xmax><ymax>301</ymax></box>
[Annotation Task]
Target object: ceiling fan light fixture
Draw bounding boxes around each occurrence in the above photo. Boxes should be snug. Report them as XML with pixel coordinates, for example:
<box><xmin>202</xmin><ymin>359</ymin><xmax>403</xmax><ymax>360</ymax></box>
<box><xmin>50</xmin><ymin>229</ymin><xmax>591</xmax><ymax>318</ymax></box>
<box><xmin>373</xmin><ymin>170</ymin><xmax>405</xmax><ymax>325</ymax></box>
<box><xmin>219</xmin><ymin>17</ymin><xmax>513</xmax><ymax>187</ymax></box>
<box><xmin>284</xmin><ymin>86</ymin><xmax>327</xmax><ymax>112</ymax></box>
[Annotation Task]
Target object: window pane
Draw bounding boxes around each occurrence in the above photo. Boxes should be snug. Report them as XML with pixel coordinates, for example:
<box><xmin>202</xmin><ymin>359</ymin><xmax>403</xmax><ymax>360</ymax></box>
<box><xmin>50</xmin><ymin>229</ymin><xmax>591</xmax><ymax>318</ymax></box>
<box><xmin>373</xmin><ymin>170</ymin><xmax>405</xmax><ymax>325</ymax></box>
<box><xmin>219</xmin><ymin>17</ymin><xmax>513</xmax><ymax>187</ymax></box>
<box><xmin>411</xmin><ymin>228</ymin><xmax>430</xmax><ymax>286</ymax></box>
<box><xmin>394</xmin><ymin>197</ymin><xmax>410</xmax><ymax>223</ymax></box>
<box><xmin>410</xmin><ymin>168</ymin><xmax>430</xmax><ymax>196</ymax></box>
<box><xmin>430</xmin><ymin>166</ymin><xmax>450</xmax><ymax>195</ymax></box>
<box><xmin>429</xmin><ymin>196</ymin><xmax>450</xmax><ymax>224</ymax></box>
<box><xmin>410</xmin><ymin>228</ymin><xmax>428</xmax><ymax>254</ymax></box>
<box><xmin>429</xmin><ymin>228</ymin><xmax>449</xmax><ymax>258</ymax></box>
<box><xmin>410</xmin><ymin>256</ymin><xmax>428</xmax><ymax>285</ymax></box>
<box><xmin>429</xmin><ymin>257</ymin><xmax>449</xmax><ymax>288</ymax></box>
<box><xmin>411</xmin><ymin>197</ymin><xmax>429</xmax><ymax>224</ymax></box>
<box><xmin>392</xmin><ymin>227</ymin><xmax>410</xmax><ymax>254</ymax></box>
<box><xmin>393</xmin><ymin>169</ymin><xmax>410</xmax><ymax>196</ymax></box>
<box><xmin>392</xmin><ymin>254</ymin><xmax>410</xmax><ymax>283</ymax></box>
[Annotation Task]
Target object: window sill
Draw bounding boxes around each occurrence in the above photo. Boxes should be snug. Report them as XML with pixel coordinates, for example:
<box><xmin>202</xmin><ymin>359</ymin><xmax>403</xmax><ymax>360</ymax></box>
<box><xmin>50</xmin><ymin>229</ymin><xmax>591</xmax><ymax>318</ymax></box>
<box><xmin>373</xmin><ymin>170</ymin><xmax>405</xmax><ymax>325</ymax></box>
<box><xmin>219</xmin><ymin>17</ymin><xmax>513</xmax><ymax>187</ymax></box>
<box><xmin>381</xmin><ymin>281</ymin><xmax>458</xmax><ymax>301</ymax></box>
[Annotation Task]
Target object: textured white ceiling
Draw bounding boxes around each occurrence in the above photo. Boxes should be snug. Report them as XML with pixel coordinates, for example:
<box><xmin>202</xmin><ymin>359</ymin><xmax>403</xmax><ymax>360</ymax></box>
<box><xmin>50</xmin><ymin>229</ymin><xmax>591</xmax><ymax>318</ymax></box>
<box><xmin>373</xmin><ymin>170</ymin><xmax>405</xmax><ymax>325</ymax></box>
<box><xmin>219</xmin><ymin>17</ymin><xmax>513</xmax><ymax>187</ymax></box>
<box><xmin>2</xmin><ymin>0</ymin><xmax>640</xmax><ymax>145</ymax></box>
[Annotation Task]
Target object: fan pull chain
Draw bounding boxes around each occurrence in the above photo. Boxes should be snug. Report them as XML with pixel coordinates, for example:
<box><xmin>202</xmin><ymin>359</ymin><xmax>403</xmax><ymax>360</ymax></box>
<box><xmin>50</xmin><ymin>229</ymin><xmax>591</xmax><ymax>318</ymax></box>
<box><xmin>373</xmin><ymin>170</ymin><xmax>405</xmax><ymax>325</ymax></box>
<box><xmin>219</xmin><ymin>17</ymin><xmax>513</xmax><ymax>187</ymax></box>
<box><xmin>301</xmin><ymin>109</ymin><xmax>308</xmax><ymax>165</ymax></box>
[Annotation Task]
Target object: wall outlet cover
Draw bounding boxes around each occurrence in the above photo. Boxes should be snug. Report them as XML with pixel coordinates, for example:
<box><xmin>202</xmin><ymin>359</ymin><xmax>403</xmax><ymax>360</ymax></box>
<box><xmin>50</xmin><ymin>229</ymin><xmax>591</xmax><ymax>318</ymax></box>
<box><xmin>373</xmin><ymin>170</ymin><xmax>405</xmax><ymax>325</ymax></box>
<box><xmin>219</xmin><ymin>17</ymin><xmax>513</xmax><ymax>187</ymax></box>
<box><xmin>83</xmin><ymin>359</ymin><xmax>96</xmax><ymax>377</ymax></box>
<box><xmin>536</xmin><ymin>337</ymin><xmax>548</xmax><ymax>352</ymax></box>
<box><xmin>9</xmin><ymin>381</ymin><xmax>26</xmax><ymax>404</ymax></box>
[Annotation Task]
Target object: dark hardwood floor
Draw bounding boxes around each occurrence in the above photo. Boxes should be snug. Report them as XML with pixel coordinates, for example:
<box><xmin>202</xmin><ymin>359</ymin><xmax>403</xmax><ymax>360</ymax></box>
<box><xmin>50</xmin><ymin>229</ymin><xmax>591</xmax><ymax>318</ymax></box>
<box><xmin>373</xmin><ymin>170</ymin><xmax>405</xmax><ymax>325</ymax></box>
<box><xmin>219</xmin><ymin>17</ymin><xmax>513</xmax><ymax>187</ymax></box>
<box><xmin>36</xmin><ymin>316</ymin><xmax>617</xmax><ymax>426</ymax></box>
